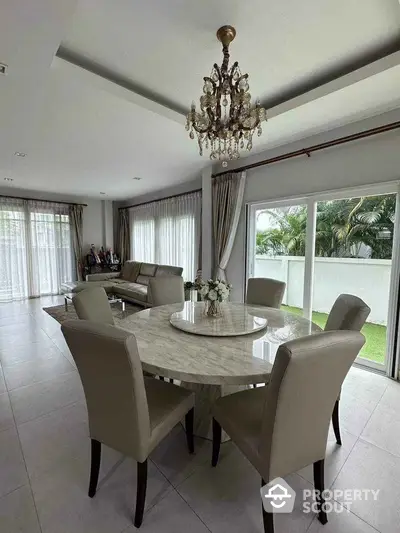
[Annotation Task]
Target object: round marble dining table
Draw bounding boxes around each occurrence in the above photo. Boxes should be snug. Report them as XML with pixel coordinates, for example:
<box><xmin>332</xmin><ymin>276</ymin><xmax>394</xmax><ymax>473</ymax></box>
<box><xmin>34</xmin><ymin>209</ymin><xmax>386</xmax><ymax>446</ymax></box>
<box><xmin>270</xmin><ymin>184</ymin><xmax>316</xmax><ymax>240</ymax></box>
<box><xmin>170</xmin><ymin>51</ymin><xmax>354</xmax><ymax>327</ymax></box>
<box><xmin>119</xmin><ymin>301</ymin><xmax>321</xmax><ymax>440</ymax></box>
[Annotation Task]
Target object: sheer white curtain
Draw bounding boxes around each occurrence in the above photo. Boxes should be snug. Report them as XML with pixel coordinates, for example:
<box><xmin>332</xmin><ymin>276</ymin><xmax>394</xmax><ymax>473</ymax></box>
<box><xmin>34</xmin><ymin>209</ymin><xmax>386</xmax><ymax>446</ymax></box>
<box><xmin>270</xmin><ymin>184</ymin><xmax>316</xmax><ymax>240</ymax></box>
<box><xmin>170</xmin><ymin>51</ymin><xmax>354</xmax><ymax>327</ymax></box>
<box><xmin>29</xmin><ymin>201</ymin><xmax>73</xmax><ymax>297</ymax></box>
<box><xmin>0</xmin><ymin>197</ymin><xmax>73</xmax><ymax>302</ymax></box>
<box><xmin>0</xmin><ymin>198</ymin><xmax>29</xmax><ymax>301</ymax></box>
<box><xmin>129</xmin><ymin>191</ymin><xmax>201</xmax><ymax>281</ymax></box>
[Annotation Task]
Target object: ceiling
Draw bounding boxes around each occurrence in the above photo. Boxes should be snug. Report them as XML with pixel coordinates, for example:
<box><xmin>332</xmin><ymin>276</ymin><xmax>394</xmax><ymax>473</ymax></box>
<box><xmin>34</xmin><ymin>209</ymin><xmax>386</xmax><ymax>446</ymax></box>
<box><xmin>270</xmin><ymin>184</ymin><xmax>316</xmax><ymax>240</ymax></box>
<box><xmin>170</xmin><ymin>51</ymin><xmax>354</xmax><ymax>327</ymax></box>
<box><xmin>0</xmin><ymin>0</ymin><xmax>400</xmax><ymax>200</ymax></box>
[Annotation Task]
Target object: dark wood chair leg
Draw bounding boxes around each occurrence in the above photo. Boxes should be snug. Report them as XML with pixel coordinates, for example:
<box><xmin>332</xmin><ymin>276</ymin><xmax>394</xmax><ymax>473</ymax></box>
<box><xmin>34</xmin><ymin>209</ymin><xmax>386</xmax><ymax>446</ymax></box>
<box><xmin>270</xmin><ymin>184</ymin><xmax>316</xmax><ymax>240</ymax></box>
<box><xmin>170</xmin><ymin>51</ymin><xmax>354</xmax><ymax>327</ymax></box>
<box><xmin>332</xmin><ymin>400</ymin><xmax>342</xmax><ymax>445</ymax></box>
<box><xmin>313</xmin><ymin>459</ymin><xmax>328</xmax><ymax>525</ymax></box>
<box><xmin>261</xmin><ymin>479</ymin><xmax>274</xmax><ymax>533</ymax></box>
<box><xmin>185</xmin><ymin>407</ymin><xmax>195</xmax><ymax>454</ymax></box>
<box><xmin>211</xmin><ymin>418</ymin><xmax>222</xmax><ymax>467</ymax></box>
<box><xmin>88</xmin><ymin>439</ymin><xmax>101</xmax><ymax>498</ymax></box>
<box><xmin>134</xmin><ymin>460</ymin><xmax>148</xmax><ymax>528</ymax></box>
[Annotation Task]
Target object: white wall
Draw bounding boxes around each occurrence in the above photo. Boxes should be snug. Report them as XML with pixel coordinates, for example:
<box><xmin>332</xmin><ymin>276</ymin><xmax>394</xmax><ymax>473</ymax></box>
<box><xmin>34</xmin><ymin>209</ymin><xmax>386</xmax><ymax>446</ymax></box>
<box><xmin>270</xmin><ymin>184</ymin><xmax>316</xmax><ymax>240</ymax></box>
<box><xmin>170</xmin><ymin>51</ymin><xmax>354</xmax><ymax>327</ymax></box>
<box><xmin>117</xmin><ymin>178</ymin><xmax>202</xmax><ymax>208</ymax></box>
<box><xmin>226</xmin><ymin>109</ymin><xmax>400</xmax><ymax>301</ymax></box>
<box><xmin>0</xmin><ymin>186</ymin><xmax>113</xmax><ymax>253</ymax></box>
<box><xmin>255</xmin><ymin>256</ymin><xmax>391</xmax><ymax>324</ymax></box>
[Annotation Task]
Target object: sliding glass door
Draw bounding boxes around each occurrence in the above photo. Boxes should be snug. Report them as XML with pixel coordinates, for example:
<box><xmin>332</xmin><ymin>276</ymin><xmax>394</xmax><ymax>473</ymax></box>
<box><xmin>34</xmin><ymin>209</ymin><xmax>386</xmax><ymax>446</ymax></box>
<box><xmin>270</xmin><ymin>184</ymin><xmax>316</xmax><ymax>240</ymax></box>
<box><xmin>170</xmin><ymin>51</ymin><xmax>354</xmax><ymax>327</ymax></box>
<box><xmin>311</xmin><ymin>193</ymin><xmax>396</xmax><ymax>369</ymax></box>
<box><xmin>248</xmin><ymin>202</ymin><xmax>307</xmax><ymax>312</ymax></box>
<box><xmin>247</xmin><ymin>184</ymin><xmax>400</xmax><ymax>373</ymax></box>
<box><xmin>0</xmin><ymin>198</ymin><xmax>73</xmax><ymax>302</ymax></box>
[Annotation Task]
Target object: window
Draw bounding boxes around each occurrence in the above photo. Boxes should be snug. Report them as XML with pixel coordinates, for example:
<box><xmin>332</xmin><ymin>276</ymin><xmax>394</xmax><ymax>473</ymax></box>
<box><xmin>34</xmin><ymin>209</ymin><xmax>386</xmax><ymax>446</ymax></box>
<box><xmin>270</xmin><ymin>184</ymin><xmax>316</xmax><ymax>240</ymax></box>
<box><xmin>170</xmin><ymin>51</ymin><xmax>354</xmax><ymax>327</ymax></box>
<box><xmin>0</xmin><ymin>198</ymin><xmax>73</xmax><ymax>301</ymax></box>
<box><xmin>130</xmin><ymin>192</ymin><xmax>201</xmax><ymax>281</ymax></box>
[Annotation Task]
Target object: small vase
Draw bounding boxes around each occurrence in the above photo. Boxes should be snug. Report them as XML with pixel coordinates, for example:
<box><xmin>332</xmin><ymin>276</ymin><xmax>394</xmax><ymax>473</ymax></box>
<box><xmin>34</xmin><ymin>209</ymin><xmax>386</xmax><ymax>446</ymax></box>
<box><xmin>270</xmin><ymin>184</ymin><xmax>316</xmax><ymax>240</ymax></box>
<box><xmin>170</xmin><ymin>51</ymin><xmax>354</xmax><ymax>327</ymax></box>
<box><xmin>205</xmin><ymin>300</ymin><xmax>221</xmax><ymax>318</ymax></box>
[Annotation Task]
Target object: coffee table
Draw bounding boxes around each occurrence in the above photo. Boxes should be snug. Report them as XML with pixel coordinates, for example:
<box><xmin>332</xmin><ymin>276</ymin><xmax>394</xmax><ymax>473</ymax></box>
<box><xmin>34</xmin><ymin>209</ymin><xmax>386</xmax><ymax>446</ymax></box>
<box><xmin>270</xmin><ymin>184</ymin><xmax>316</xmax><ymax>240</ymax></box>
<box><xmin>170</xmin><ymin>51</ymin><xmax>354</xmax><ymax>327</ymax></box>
<box><xmin>63</xmin><ymin>292</ymin><xmax>126</xmax><ymax>312</ymax></box>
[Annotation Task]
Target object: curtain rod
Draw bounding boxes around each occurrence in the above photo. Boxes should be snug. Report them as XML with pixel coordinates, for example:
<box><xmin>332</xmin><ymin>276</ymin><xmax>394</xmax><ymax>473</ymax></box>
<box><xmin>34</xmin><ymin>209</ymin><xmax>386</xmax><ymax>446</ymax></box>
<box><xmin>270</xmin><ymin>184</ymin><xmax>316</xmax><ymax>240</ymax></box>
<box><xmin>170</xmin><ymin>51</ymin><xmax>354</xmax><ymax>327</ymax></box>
<box><xmin>213</xmin><ymin>120</ymin><xmax>400</xmax><ymax>178</ymax></box>
<box><xmin>119</xmin><ymin>188</ymin><xmax>202</xmax><ymax>210</ymax></box>
<box><xmin>0</xmin><ymin>194</ymin><xmax>87</xmax><ymax>207</ymax></box>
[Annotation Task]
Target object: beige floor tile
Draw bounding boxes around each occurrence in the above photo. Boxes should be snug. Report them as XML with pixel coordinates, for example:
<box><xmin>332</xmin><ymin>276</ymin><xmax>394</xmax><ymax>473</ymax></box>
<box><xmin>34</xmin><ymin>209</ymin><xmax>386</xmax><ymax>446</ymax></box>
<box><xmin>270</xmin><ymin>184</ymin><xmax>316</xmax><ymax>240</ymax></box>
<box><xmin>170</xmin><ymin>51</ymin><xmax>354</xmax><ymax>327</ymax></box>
<box><xmin>0</xmin><ymin>314</ymin><xmax>37</xmax><ymax>328</ymax></box>
<box><xmin>123</xmin><ymin>490</ymin><xmax>210</xmax><ymax>533</ymax></box>
<box><xmin>3</xmin><ymin>354</ymin><xmax>75</xmax><ymax>390</ymax></box>
<box><xmin>0</xmin><ymin>427</ymin><xmax>28</xmax><ymax>498</ymax></box>
<box><xmin>0</xmin><ymin>340</ymin><xmax>63</xmax><ymax>367</ymax></box>
<box><xmin>0</xmin><ymin>369</ymin><xmax>7</xmax><ymax>396</ymax></box>
<box><xmin>0</xmin><ymin>327</ymin><xmax>50</xmax><ymax>350</ymax></box>
<box><xmin>18</xmin><ymin>402</ymin><xmax>89</xmax><ymax>480</ymax></box>
<box><xmin>342</xmin><ymin>367</ymin><xmax>389</xmax><ymax>403</ymax></box>
<box><xmin>332</xmin><ymin>439</ymin><xmax>400</xmax><ymax>533</ymax></box>
<box><xmin>307</xmin><ymin>503</ymin><xmax>379</xmax><ymax>532</ymax></box>
<box><xmin>10</xmin><ymin>371</ymin><xmax>84</xmax><ymax>425</ymax></box>
<box><xmin>361</xmin><ymin>402</ymin><xmax>400</xmax><ymax>458</ymax></box>
<box><xmin>177</xmin><ymin>444</ymin><xmax>314</xmax><ymax>533</ymax></box>
<box><xmin>337</xmin><ymin>390</ymin><xmax>378</xmax><ymax>437</ymax></box>
<box><xmin>31</xmin><ymin>455</ymin><xmax>172</xmax><ymax>533</ymax></box>
<box><xmin>0</xmin><ymin>392</ymin><xmax>15</xmax><ymax>432</ymax></box>
<box><xmin>298</xmin><ymin>428</ymin><xmax>357</xmax><ymax>488</ymax></box>
<box><xmin>150</xmin><ymin>424</ymin><xmax>212</xmax><ymax>487</ymax></box>
<box><xmin>0</xmin><ymin>486</ymin><xmax>41</xmax><ymax>533</ymax></box>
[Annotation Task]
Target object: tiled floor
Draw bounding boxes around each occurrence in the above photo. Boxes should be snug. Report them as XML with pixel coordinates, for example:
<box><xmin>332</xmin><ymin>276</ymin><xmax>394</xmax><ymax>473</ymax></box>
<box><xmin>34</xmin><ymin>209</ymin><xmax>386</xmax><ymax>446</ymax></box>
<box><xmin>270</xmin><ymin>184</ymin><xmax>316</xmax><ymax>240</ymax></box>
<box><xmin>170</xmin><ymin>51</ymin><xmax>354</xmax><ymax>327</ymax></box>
<box><xmin>0</xmin><ymin>295</ymin><xmax>399</xmax><ymax>532</ymax></box>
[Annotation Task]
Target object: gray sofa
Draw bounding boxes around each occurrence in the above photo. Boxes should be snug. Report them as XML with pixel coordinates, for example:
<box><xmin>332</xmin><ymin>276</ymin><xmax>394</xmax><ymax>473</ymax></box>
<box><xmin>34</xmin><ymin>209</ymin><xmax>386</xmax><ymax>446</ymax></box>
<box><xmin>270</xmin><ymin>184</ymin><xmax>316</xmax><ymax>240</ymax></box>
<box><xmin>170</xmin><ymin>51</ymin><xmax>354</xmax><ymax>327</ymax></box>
<box><xmin>64</xmin><ymin>261</ymin><xmax>183</xmax><ymax>308</ymax></box>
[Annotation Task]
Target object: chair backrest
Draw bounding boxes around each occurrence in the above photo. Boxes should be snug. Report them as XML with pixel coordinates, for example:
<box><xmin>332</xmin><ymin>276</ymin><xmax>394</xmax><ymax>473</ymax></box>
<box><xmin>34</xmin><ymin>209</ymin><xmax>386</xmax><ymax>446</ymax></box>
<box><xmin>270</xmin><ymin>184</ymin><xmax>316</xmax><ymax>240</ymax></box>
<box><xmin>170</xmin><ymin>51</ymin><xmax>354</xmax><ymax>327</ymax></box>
<box><xmin>324</xmin><ymin>293</ymin><xmax>371</xmax><ymax>332</ymax></box>
<box><xmin>72</xmin><ymin>287</ymin><xmax>114</xmax><ymax>325</ymax></box>
<box><xmin>149</xmin><ymin>276</ymin><xmax>185</xmax><ymax>306</ymax></box>
<box><xmin>260</xmin><ymin>330</ymin><xmax>365</xmax><ymax>481</ymax></box>
<box><xmin>246</xmin><ymin>278</ymin><xmax>286</xmax><ymax>308</ymax></box>
<box><xmin>61</xmin><ymin>320</ymin><xmax>151</xmax><ymax>462</ymax></box>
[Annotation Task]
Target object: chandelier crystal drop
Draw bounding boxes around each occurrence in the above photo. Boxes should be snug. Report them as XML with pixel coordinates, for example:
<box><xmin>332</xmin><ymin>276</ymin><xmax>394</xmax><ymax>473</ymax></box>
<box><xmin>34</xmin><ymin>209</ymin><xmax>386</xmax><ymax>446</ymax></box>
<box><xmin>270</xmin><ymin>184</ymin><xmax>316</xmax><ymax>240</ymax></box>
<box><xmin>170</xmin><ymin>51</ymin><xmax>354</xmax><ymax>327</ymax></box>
<box><xmin>186</xmin><ymin>25</ymin><xmax>267</xmax><ymax>167</ymax></box>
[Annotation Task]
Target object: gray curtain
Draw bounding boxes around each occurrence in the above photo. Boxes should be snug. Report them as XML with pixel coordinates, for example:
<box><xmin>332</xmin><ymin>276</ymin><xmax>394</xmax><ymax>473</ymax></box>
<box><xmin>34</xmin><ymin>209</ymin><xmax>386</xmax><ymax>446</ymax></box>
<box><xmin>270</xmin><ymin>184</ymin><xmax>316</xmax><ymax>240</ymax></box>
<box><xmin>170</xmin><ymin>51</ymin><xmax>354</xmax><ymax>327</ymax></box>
<box><xmin>69</xmin><ymin>205</ymin><xmax>84</xmax><ymax>281</ymax></box>
<box><xmin>213</xmin><ymin>171</ymin><xmax>246</xmax><ymax>281</ymax></box>
<box><xmin>117</xmin><ymin>208</ymin><xmax>131</xmax><ymax>264</ymax></box>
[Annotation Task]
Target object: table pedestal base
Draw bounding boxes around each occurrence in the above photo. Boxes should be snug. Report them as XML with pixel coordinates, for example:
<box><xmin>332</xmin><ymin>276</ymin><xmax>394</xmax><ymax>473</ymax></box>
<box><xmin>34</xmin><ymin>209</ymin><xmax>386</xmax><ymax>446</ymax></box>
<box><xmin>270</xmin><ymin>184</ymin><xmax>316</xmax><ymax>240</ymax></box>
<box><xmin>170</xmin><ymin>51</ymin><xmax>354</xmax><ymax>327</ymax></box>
<box><xmin>180</xmin><ymin>382</ymin><xmax>249</xmax><ymax>441</ymax></box>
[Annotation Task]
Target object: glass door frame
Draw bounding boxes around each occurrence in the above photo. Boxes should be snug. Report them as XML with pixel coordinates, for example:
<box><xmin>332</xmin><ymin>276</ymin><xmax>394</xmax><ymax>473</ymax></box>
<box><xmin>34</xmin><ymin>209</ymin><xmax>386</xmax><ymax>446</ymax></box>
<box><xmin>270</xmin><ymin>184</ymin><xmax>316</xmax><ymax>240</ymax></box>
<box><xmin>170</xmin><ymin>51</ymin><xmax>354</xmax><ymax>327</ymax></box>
<box><xmin>246</xmin><ymin>181</ymin><xmax>400</xmax><ymax>375</ymax></box>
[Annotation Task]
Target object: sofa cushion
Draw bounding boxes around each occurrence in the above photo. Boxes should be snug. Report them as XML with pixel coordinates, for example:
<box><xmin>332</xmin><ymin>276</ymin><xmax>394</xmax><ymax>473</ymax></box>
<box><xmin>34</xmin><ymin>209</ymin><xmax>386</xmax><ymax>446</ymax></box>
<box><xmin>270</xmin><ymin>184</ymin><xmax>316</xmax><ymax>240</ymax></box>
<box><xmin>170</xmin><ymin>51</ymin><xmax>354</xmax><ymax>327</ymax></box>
<box><xmin>136</xmin><ymin>275</ymin><xmax>151</xmax><ymax>286</ymax></box>
<box><xmin>121</xmin><ymin>261</ymin><xmax>141</xmax><ymax>282</ymax></box>
<box><xmin>140</xmin><ymin>262</ymin><xmax>157</xmax><ymax>277</ymax></box>
<box><xmin>70</xmin><ymin>281</ymin><xmax>116</xmax><ymax>294</ymax></box>
<box><xmin>156</xmin><ymin>264</ymin><xmax>183</xmax><ymax>277</ymax></box>
<box><xmin>115</xmin><ymin>283</ymin><xmax>148</xmax><ymax>302</ymax></box>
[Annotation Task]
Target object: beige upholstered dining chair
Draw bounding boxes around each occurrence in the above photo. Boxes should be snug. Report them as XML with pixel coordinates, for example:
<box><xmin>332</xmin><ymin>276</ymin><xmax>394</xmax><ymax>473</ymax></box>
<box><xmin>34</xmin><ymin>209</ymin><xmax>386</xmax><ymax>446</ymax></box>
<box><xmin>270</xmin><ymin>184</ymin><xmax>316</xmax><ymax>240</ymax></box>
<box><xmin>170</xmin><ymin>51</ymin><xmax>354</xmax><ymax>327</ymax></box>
<box><xmin>149</xmin><ymin>276</ymin><xmax>185</xmax><ymax>307</ymax></box>
<box><xmin>246</xmin><ymin>278</ymin><xmax>286</xmax><ymax>308</ymax></box>
<box><xmin>324</xmin><ymin>293</ymin><xmax>371</xmax><ymax>445</ymax></box>
<box><xmin>211</xmin><ymin>330</ymin><xmax>365</xmax><ymax>533</ymax></box>
<box><xmin>72</xmin><ymin>287</ymin><xmax>114</xmax><ymax>325</ymax></box>
<box><xmin>61</xmin><ymin>320</ymin><xmax>195</xmax><ymax>528</ymax></box>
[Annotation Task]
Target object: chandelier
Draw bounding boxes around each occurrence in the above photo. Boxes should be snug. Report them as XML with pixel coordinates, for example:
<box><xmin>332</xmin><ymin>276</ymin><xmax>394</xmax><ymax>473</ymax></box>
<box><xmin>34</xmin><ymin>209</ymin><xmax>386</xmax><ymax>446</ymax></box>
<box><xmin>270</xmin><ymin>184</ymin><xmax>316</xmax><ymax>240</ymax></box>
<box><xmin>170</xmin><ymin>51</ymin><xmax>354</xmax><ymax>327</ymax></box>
<box><xmin>186</xmin><ymin>25</ymin><xmax>267</xmax><ymax>167</ymax></box>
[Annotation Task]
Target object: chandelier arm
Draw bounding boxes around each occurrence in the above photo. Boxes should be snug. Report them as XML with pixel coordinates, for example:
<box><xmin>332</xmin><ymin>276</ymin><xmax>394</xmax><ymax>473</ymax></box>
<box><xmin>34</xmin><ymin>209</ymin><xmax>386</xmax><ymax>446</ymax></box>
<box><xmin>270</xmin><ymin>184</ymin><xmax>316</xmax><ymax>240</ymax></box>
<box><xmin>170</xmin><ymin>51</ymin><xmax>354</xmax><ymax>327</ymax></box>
<box><xmin>192</xmin><ymin>122</ymin><xmax>211</xmax><ymax>135</ymax></box>
<box><xmin>238</xmin><ymin>119</ymin><xmax>261</xmax><ymax>132</ymax></box>
<box><xmin>203</xmin><ymin>76</ymin><xmax>217</xmax><ymax>94</ymax></box>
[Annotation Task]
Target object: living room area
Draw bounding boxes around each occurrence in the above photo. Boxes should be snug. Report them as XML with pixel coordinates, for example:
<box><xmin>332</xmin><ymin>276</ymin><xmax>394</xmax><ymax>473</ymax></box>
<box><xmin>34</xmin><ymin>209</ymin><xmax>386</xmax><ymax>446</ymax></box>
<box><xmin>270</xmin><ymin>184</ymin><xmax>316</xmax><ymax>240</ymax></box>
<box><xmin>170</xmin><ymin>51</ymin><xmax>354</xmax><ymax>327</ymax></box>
<box><xmin>1</xmin><ymin>1</ymin><xmax>400</xmax><ymax>533</ymax></box>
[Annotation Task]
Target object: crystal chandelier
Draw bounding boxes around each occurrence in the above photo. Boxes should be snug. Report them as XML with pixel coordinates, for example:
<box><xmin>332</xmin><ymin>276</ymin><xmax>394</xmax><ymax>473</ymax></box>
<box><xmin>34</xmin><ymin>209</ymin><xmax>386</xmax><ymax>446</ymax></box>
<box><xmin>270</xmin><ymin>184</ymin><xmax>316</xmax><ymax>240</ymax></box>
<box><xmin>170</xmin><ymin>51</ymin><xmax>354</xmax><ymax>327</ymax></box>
<box><xmin>186</xmin><ymin>25</ymin><xmax>267</xmax><ymax>167</ymax></box>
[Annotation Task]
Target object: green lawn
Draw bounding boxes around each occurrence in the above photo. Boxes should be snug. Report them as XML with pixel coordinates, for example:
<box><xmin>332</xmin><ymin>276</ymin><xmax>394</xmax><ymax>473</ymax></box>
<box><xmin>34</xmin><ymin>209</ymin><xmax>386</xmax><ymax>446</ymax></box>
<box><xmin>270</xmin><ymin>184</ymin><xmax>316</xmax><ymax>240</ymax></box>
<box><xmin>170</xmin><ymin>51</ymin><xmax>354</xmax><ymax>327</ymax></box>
<box><xmin>282</xmin><ymin>305</ymin><xmax>386</xmax><ymax>364</ymax></box>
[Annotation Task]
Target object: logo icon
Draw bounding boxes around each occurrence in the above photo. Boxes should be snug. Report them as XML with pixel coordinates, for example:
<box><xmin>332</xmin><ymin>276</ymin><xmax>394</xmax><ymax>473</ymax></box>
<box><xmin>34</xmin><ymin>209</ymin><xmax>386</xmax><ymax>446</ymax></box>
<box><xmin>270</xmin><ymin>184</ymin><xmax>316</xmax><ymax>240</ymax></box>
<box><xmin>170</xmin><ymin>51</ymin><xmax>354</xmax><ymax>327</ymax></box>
<box><xmin>260</xmin><ymin>478</ymin><xmax>296</xmax><ymax>514</ymax></box>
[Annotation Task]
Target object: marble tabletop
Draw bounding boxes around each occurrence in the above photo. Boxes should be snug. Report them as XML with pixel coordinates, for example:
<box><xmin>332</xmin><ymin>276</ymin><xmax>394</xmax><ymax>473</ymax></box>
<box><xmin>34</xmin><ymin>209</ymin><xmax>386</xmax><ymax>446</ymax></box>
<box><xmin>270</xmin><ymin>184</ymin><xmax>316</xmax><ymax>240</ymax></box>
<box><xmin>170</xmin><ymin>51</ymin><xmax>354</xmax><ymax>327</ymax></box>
<box><xmin>118</xmin><ymin>302</ymin><xmax>321</xmax><ymax>386</ymax></box>
<box><xmin>169</xmin><ymin>302</ymin><xmax>268</xmax><ymax>336</ymax></box>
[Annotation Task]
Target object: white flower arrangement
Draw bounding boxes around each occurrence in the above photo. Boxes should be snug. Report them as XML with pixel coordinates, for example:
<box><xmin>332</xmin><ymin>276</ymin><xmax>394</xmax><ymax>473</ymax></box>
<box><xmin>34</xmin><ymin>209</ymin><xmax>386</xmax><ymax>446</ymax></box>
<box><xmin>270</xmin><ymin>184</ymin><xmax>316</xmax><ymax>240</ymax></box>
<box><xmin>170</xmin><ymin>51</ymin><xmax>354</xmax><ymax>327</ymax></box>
<box><xmin>197</xmin><ymin>279</ymin><xmax>232</xmax><ymax>302</ymax></box>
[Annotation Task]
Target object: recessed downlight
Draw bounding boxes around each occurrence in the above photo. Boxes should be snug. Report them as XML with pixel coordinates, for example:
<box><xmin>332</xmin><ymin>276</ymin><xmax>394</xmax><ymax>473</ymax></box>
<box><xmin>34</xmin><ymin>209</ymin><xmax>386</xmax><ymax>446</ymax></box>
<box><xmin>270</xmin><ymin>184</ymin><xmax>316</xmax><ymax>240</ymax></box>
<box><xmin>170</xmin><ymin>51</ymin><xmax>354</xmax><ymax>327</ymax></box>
<box><xmin>99</xmin><ymin>192</ymin><xmax>106</xmax><ymax>195</ymax></box>
<box><xmin>14</xmin><ymin>151</ymin><xmax>26</xmax><ymax>157</ymax></box>
<box><xmin>4</xmin><ymin>177</ymin><xmax>13</xmax><ymax>182</ymax></box>
<box><xmin>133</xmin><ymin>177</ymin><xmax>142</xmax><ymax>180</ymax></box>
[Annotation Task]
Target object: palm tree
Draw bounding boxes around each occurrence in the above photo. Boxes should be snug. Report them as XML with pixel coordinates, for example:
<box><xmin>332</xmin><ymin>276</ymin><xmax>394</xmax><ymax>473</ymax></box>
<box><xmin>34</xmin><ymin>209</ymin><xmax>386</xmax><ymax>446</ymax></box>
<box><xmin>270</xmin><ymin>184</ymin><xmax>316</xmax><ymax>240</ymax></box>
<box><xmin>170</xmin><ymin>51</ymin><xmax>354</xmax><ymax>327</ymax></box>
<box><xmin>256</xmin><ymin>194</ymin><xmax>395</xmax><ymax>259</ymax></box>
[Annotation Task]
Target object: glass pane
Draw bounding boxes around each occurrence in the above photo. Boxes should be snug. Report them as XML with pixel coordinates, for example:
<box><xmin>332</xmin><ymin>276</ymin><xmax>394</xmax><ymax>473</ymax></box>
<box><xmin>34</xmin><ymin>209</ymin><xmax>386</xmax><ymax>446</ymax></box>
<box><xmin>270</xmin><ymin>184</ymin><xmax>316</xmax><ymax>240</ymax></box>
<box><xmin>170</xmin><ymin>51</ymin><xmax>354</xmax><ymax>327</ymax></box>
<box><xmin>253</xmin><ymin>204</ymin><xmax>307</xmax><ymax>311</ymax></box>
<box><xmin>312</xmin><ymin>194</ymin><xmax>396</xmax><ymax>366</ymax></box>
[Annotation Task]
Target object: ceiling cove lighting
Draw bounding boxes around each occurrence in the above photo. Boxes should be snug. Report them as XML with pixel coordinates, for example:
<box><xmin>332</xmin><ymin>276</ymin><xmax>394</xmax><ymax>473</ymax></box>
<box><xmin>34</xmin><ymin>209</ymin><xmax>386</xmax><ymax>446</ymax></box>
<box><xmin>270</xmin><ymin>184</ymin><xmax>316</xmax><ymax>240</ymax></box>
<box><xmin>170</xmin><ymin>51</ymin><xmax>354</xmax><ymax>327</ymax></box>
<box><xmin>186</xmin><ymin>25</ymin><xmax>267</xmax><ymax>167</ymax></box>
